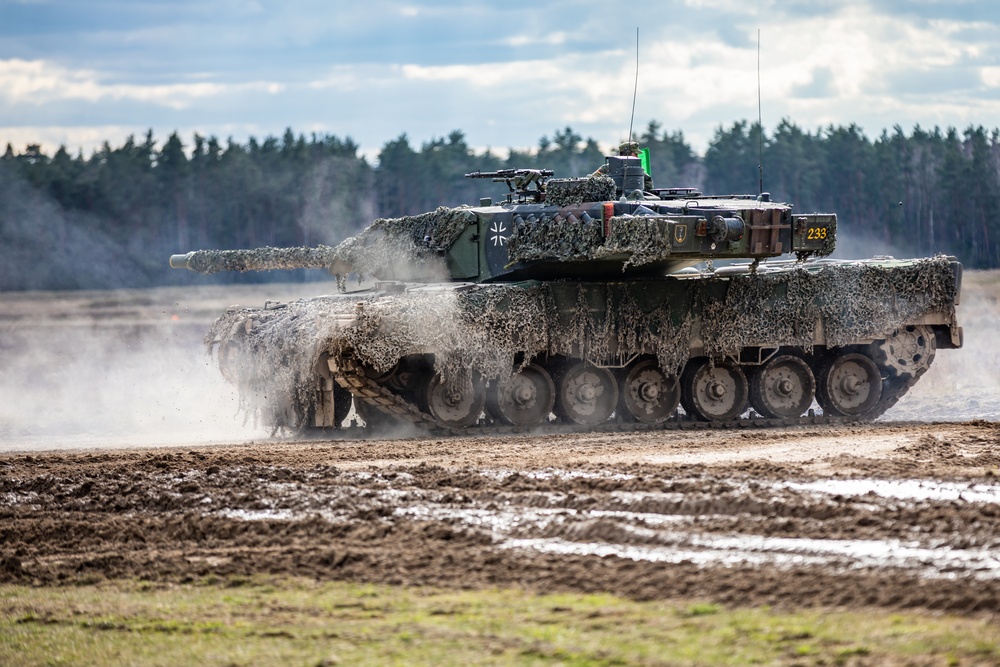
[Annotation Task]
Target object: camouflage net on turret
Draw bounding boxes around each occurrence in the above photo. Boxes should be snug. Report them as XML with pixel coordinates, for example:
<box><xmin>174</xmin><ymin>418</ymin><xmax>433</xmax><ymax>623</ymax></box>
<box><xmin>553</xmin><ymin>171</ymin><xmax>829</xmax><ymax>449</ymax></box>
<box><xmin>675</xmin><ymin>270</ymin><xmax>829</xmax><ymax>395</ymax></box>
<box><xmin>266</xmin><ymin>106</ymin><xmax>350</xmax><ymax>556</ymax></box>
<box><xmin>506</xmin><ymin>212</ymin><xmax>604</xmax><ymax>264</ymax></box>
<box><xmin>207</xmin><ymin>255</ymin><xmax>958</xmax><ymax>427</ymax></box>
<box><xmin>507</xmin><ymin>213</ymin><xmax>677</xmax><ymax>269</ymax></box>
<box><xmin>178</xmin><ymin>206</ymin><xmax>475</xmax><ymax>281</ymax></box>
<box><xmin>596</xmin><ymin>215</ymin><xmax>674</xmax><ymax>268</ymax></box>
<box><xmin>330</xmin><ymin>206</ymin><xmax>474</xmax><ymax>279</ymax></box>
<box><xmin>545</xmin><ymin>176</ymin><xmax>616</xmax><ymax>207</ymax></box>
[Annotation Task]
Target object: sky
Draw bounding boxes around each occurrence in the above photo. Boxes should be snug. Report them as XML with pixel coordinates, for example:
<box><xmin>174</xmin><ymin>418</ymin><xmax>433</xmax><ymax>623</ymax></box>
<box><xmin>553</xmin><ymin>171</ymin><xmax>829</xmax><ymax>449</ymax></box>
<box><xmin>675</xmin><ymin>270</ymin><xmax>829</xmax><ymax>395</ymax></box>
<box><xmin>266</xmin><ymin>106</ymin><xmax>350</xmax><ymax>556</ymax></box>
<box><xmin>2</xmin><ymin>0</ymin><xmax>999</xmax><ymax>162</ymax></box>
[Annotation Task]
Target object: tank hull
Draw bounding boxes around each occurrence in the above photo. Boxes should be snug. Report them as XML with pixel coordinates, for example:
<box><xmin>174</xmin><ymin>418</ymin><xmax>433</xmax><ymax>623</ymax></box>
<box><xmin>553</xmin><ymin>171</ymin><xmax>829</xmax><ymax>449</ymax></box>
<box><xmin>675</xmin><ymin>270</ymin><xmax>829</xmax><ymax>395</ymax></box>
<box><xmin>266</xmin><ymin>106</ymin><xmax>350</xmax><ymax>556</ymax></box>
<box><xmin>209</xmin><ymin>255</ymin><xmax>961</xmax><ymax>431</ymax></box>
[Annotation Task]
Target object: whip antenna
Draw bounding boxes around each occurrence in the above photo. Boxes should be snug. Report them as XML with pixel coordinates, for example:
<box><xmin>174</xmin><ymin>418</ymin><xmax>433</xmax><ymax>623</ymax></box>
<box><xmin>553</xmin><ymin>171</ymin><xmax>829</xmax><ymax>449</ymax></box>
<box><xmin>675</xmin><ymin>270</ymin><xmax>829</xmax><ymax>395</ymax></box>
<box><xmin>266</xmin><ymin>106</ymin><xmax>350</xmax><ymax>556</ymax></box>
<box><xmin>628</xmin><ymin>27</ymin><xmax>639</xmax><ymax>144</ymax></box>
<box><xmin>757</xmin><ymin>28</ymin><xmax>764</xmax><ymax>195</ymax></box>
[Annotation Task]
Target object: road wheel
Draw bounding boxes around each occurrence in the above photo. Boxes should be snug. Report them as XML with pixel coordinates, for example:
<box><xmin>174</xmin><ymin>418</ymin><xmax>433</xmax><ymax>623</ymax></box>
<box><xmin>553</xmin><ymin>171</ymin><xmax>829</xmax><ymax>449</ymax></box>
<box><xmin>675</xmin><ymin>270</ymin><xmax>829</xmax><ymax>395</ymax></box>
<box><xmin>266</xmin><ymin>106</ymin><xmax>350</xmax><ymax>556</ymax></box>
<box><xmin>619</xmin><ymin>358</ymin><xmax>680</xmax><ymax>424</ymax></box>
<box><xmin>486</xmin><ymin>363</ymin><xmax>555</xmax><ymax>427</ymax></box>
<box><xmin>815</xmin><ymin>351</ymin><xmax>883</xmax><ymax>417</ymax></box>
<box><xmin>749</xmin><ymin>354</ymin><xmax>815</xmax><ymax>419</ymax></box>
<box><xmin>554</xmin><ymin>361</ymin><xmax>618</xmax><ymax>426</ymax></box>
<box><xmin>421</xmin><ymin>372</ymin><xmax>485</xmax><ymax>428</ymax></box>
<box><xmin>680</xmin><ymin>358</ymin><xmax>748</xmax><ymax>422</ymax></box>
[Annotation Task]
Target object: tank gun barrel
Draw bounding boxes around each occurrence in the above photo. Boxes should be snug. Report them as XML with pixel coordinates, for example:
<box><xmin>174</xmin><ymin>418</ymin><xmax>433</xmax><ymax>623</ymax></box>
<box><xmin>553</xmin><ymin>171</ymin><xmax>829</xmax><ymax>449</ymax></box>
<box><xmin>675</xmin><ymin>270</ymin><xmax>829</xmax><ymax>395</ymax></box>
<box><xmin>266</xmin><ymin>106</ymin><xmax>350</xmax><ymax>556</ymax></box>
<box><xmin>169</xmin><ymin>246</ymin><xmax>349</xmax><ymax>275</ymax></box>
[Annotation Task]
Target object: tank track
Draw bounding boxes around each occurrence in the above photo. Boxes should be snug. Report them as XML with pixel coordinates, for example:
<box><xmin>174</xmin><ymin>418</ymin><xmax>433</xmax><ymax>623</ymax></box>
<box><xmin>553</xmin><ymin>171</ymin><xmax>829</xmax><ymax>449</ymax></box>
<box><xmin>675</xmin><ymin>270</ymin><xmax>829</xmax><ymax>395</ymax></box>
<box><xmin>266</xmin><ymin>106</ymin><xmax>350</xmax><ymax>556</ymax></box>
<box><xmin>331</xmin><ymin>354</ymin><xmax>921</xmax><ymax>438</ymax></box>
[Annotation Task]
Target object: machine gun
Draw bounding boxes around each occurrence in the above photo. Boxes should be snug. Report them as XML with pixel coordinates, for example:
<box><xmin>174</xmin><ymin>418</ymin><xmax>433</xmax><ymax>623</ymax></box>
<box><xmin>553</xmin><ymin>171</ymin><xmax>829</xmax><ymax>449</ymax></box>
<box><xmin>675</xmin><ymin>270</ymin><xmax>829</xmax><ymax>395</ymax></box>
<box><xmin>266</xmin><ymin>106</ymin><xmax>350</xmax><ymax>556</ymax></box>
<box><xmin>465</xmin><ymin>168</ymin><xmax>554</xmax><ymax>202</ymax></box>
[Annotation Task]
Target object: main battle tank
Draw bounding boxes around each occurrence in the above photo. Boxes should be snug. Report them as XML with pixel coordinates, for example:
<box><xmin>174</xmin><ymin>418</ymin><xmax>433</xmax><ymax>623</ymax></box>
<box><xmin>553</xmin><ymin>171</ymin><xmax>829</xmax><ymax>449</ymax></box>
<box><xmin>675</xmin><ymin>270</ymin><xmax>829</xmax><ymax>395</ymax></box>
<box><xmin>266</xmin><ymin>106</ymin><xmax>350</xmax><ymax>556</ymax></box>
<box><xmin>171</xmin><ymin>154</ymin><xmax>963</xmax><ymax>433</ymax></box>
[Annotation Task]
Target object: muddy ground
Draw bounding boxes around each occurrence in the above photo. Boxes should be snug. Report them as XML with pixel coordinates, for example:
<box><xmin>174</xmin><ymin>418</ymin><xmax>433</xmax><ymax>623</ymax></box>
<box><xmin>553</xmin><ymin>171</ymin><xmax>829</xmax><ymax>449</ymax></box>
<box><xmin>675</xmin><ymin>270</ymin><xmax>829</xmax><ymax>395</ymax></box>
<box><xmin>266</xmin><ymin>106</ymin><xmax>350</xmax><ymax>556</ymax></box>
<box><xmin>1</xmin><ymin>273</ymin><xmax>999</xmax><ymax>616</ymax></box>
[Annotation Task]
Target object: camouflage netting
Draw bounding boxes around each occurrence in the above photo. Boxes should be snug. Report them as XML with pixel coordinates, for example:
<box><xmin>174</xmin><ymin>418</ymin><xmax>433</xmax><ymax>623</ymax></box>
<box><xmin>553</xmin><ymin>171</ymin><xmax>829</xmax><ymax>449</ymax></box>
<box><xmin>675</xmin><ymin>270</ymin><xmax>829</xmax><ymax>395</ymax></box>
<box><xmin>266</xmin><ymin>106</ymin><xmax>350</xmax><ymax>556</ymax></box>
<box><xmin>545</xmin><ymin>176</ymin><xmax>616</xmax><ymax>207</ymax></box>
<box><xmin>507</xmin><ymin>213</ymin><xmax>678</xmax><ymax>269</ymax></box>
<box><xmin>183</xmin><ymin>246</ymin><xmax>340</xmax><ymax>274</ymax></box>
<box><xmin>207</xmin><ymin>256</ymin><xmax>957</xmax><ymax>426</ymax></box>
<box><xmin>506</xmin><ymin>212</ymin><xmax>604</xmax><ymax>265</ymax></box>
<box><xmin>180</xmin><ymin>206</ymin><xmax>475</xmax><ymax>281</ymax></box>
<box><xmin>606</xmin><ymin>289</ymin><xmax>693</xmax><ymax>377</ymax></box>
<box><xmin>330</xmin><ymin>206</ymin><xmax>475</xmax><ymax>279</ymax></box>
<box><xmin>699</xmin><ymin>255</ymin><xmax>958</xmax><ymax>357</ymax></box>
<box><xmin>207</xmin><ymin>283</ymin><xmax>689</xmax><ymax>425</ymax></box>
<box><xmin>208</xmin><ymin>286</ymin><xmax>553</xmax><ymax>426</ymax></box>
<box><xmin>596</xmin><ymin>215</ymin><xmax>674</xmax><ymax>268</ymax></box>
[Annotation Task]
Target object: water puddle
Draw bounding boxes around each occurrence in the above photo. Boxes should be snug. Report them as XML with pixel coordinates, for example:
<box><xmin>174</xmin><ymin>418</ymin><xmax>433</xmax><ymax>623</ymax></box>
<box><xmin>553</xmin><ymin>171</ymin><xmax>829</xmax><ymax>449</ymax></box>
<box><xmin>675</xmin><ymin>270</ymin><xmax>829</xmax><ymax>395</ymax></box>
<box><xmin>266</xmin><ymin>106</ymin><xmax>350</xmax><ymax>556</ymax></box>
<box><xmin>217</xmin><ymin>508</ymin><xmax>297</xmax><ymax>521</ymax></box>
<box><xmin>779</xmin><ymin>479</ymin><xmax>1000</xmax><ymax>505</ymax></box>
<box><xmin>191</xmin><ymin>468</ymin><xmax>1000</xmax><ymax>581</ymax></box>
<box><xmin>502</xmin><ymin>536</ymin><xmax>1000</xmax><ymax>580</ymax></box>
<box><xmin>480</xmin><ymin>468</ymin><xmax>637</xmax><ymax>482</ymax></box>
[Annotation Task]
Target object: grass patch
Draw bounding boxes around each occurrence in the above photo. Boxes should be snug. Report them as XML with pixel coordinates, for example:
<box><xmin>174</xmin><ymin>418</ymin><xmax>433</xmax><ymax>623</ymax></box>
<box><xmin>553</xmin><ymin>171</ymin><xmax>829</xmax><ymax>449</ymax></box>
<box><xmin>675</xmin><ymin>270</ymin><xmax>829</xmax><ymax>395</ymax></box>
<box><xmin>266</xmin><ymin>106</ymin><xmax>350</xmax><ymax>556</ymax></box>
<box><xmin>0</xmin><ymin>576</ymin><xmax>996</xmax><ymax>666</ymax></box>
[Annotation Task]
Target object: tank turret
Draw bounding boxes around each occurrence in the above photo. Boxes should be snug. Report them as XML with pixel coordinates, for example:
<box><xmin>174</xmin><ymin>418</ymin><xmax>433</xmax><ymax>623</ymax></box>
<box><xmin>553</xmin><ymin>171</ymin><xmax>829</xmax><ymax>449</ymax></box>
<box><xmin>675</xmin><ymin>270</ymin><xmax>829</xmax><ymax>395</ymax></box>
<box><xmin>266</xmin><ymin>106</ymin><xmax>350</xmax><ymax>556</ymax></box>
<box><xmin>464</xmin><ymin>168</ymin><xmax>836</xmax><ymax>281</ymax></box>
<box><xmin>171</xmin><ymin>161</ymin><xmax>836</xmax><ymax>284</ymax></box>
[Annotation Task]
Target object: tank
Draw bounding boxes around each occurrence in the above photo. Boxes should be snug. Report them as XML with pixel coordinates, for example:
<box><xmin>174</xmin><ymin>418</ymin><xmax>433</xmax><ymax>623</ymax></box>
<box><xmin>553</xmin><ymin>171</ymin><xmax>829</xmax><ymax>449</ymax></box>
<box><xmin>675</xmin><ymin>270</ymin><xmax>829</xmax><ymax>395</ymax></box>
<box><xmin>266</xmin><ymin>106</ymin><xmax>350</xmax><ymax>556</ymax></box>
<box><xmin>170</xmin><ymin>156</ymin><xmax>963</xmax><ymax>433</ymax></box>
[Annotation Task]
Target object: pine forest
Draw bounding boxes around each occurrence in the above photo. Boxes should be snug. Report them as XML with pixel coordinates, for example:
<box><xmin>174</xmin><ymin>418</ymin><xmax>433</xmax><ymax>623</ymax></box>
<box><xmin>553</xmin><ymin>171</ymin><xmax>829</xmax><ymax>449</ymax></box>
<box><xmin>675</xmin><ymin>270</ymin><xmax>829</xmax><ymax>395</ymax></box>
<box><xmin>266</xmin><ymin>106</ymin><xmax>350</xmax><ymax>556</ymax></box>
<box><xmin>2</xmin><ymin>120</ymin><xmax>998</xmax><ymax>290</ymax></box>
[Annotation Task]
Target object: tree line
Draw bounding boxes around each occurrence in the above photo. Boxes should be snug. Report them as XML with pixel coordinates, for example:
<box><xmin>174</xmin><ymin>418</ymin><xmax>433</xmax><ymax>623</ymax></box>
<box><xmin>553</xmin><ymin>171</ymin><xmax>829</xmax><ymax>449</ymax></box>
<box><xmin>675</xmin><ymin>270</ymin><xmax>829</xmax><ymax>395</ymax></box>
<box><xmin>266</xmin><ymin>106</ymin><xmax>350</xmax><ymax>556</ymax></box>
<box><xmin>1</xmin><ymin>119</ymin><xmax>998</xmax><ymax>290</ymax></box>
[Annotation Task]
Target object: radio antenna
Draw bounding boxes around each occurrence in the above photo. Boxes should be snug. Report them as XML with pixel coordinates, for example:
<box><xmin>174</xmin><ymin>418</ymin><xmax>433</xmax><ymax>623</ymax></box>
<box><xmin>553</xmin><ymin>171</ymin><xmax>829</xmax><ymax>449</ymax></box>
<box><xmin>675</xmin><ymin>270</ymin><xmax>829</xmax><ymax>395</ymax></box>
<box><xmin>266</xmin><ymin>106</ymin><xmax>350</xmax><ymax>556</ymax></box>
<box><xmin>628</xmin><ymin>27</ymin><xmax>639</xmax><ymax>144</ymax></box>
<box><xmin>757</xmin><ymin>28</ymin><xmax>764</xmax><ymax>195</ymax></box>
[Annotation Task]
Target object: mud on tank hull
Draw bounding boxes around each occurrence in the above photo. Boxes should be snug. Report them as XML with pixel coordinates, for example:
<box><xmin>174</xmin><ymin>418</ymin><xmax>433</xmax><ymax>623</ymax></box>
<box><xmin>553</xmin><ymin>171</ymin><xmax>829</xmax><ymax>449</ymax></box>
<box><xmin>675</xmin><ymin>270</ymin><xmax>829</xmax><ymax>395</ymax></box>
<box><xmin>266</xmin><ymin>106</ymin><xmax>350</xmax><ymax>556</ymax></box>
<box><xmin>209</xmin><ymin>255</ymin><xmax>962</xmax><ymax>433</ymax></box>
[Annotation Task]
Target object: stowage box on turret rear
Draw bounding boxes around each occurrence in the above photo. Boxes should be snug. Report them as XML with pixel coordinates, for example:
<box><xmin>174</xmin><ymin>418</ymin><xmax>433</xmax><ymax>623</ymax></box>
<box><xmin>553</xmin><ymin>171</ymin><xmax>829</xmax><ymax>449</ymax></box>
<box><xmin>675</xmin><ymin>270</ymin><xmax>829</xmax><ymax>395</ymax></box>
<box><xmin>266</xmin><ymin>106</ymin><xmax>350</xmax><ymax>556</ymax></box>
<box><xmin>171</xmin><ymin>155</ymin><xmax>962</xmax><ymax>433</ymax></box>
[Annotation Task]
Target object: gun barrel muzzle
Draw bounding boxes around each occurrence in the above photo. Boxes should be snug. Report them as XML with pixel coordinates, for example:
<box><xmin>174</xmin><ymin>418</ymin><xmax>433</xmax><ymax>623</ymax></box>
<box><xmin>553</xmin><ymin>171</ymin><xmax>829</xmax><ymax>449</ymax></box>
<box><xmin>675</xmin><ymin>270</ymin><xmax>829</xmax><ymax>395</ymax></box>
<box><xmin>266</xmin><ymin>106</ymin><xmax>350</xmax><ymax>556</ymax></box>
<box><xmin>169</xmin><ymin>252</ymin><xmax>195</xmax><ymax>270</ymax></box>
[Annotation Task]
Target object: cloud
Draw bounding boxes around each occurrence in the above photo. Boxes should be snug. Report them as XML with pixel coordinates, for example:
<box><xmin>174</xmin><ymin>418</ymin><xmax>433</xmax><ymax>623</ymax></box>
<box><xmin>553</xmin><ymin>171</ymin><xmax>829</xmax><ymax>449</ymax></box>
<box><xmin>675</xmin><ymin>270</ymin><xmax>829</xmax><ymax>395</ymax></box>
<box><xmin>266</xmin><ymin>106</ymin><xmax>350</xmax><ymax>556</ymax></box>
<box><xmin>982</xmin><ymin>67</ymin><xmax>1000</xmax><ymax>88</ymax></box>
<box><xmin>0</xmin><ymin>59</ymin><xmax>283</xmax><ymax>110</ymax></box>
<box><xmin>867</xmin><ymin>0</ymin><xmax>1000</xmax><ymax>23</ymax></box>
<box><xmin>792</xmin><ymin>68</ymin><xmax>837</xmax><ymax>99</ymax></box>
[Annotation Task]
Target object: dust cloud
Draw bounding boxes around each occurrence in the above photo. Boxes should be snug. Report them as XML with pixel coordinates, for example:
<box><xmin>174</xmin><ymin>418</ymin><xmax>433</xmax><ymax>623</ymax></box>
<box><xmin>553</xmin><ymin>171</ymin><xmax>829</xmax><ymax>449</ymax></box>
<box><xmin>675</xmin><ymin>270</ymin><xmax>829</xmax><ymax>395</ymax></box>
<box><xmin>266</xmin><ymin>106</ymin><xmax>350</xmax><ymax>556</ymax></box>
<box><xmin>887</xmin><ymin>270</ymin><xmax>1000</xmax><ymax>420</ymax></box>
<box><xmin>829</xmin><ymin>230</ymin><xmax>904</xmax><ymax>262</ymax></box>
<box><xmin>0</xmin><ymin>285</ymin><xmax>335</xmax><ymax>451</ymax></box>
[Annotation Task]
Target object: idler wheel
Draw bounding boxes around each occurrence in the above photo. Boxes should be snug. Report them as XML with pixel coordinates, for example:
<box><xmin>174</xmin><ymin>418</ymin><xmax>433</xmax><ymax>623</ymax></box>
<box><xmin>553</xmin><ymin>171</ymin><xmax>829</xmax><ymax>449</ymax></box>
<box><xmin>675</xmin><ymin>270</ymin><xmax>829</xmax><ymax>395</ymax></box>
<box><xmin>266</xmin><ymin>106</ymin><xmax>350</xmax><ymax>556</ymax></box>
<box><xmin>554</xmin><ymin>361</ymin><xmax>618</xmax><ymax>426</ymax></box>
<box><xmin>749</xmin><ymin>354</ymin><xmax>815</xmax><ymax>419</ymax></box>
<box><xmin>421</xmin><ymin>372</ymin><xmax>485</xmax><ymax>428</ymax></box>
<box><xmin>619</xmin><ymin>358</ymin><xmax>680</xmax><ymax>424</ymax></box>
<box><xmin>216</xmin><ymin>337</ymin><xmax>245</xmax><ymax>384</ymax></box>
<box><xmin>680</xmin><ymin>358</ymin><xmax>748</xmax><ymax>422</ymax></box>
<box><xmin>486</xmin><ymin>363</ymin><xmax>555</xmax><ymax>427</ymax></box>
<box><xmin>815</xmin><ymin>351</ymin><xmax>883</xmax><ymax>417</ymax></box>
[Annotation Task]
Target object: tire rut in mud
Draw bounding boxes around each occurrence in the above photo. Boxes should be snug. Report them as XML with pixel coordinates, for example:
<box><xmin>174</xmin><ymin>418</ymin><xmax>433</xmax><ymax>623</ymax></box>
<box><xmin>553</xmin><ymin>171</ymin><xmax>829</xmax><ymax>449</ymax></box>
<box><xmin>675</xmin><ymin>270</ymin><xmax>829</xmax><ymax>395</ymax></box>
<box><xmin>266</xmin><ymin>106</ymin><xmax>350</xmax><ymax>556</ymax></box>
<box><xmin>2</xmin><ymin>422</ymin><xmax>999</xmax><ymax>615</ymax></box>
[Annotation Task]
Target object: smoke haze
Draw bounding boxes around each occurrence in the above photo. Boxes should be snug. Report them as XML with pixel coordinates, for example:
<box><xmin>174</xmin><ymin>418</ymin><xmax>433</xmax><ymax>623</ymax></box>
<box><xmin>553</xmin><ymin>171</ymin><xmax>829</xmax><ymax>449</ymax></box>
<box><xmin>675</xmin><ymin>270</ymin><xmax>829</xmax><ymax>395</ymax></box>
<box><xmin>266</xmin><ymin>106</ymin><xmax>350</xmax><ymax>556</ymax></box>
<box><xmin>0</xmin><ymin>284</ymin><xmax>331</xmax><ymax>452</ymax></box>
<box><xmin>887</xmin><ymin>270</ymin><xmax>1000</xmax><ymax>421</ymax></box>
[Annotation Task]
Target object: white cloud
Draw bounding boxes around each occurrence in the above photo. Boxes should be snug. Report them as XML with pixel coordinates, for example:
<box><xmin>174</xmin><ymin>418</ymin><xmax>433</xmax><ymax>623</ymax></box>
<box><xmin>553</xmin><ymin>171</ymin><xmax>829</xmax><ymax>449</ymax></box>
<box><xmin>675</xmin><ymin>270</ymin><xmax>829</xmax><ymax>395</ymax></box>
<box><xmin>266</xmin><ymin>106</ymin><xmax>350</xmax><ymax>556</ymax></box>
<box><xmin>1</xmin><ymin>125</ymin><xmax>140</xmax><ymax>154</ymax></box>
<box><xmin>0</xmin><ymin>59</ymin><xmax>282</xmax><ymax>110</ymax></box>
<box><xmin>503</xmin><ymin>32</ymin><xmax>569</xmax><ymax>47</ymax></box>
<box><xmin>982</xmin><ymin>67</ymin><xmax>1000</xmax><ymax>87</ymax></box>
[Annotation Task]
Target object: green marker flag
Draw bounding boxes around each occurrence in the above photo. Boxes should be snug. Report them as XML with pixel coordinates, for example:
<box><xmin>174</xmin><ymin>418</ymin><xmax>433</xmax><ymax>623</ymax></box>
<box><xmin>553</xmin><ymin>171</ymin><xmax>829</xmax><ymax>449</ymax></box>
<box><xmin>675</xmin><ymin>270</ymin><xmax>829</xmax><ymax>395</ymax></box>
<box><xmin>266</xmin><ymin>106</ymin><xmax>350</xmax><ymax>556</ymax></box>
<box><xmin>639</xmin><ymin>147</ymin><xmax>651</xmax><ymax>176</ymax></box>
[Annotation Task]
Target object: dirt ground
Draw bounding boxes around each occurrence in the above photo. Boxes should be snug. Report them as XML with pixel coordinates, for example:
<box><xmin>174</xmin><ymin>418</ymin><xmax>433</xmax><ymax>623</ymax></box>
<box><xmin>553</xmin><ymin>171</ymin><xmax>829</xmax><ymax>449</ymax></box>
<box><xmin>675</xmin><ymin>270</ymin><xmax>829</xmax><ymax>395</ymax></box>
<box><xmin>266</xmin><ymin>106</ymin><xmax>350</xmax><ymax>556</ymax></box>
<box><xmin>2</xmin><ymin>272</ymin><xmax>999</xmax><ymax>616</ymax></box>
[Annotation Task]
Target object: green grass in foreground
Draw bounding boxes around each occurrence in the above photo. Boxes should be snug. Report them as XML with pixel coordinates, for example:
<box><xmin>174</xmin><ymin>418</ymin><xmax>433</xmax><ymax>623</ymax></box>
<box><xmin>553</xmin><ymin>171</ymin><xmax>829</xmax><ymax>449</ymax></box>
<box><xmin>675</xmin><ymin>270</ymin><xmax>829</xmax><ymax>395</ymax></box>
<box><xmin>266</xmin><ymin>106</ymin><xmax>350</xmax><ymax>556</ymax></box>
<box><xmin>0</xmin><ymin>577</ymin><xmax>996</xmax><ymax>666</ymax></box>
